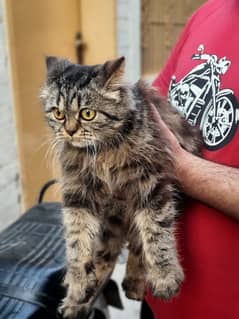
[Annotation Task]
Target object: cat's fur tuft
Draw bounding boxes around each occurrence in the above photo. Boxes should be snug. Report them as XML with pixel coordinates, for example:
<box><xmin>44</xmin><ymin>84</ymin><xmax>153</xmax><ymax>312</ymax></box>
<box><xmin>40</xmin><ymin>56</ymin><xmax>201</xmax><ymax>318</ymax></box>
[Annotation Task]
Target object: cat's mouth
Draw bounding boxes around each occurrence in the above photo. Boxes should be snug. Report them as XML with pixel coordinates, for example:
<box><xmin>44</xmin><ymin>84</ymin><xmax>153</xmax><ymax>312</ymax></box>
<box><xmin>70</xmin><ymin>138</ymin><xmax>96</xmax><ymax>149</ymax></box>
<box><xmin>71</xmin><ymin>140</ymin><xmax>88</xmax><ymax>148</ymax></box>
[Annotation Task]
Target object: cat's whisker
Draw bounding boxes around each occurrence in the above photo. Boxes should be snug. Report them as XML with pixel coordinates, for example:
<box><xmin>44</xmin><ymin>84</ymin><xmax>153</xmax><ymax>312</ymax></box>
<box><xmin>36</xmin><ymin>132</ymin><xmax>55</xmax><ymax>153</ymax></box>
<box><xmin>85</xmin><ymin>139</ymin><xmax>90</xmax><ymax>159</ymax></box>
<box><xmin>45</xmin><ymin>137</ymin><xmax>63</xmax><ymax>171</ymax></box>
<box><xmin>91</xmin><ymin>135</ymin><xmax>98</xmax><ymax>169</ymax></box>
<box><xmin>44</xmin><ymin>138</ymin><xmax>56</xmax><ymax>164</ymax></box>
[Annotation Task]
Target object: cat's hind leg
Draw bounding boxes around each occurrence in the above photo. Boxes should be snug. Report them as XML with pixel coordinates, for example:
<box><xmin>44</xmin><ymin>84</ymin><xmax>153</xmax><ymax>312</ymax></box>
<box><xmin>122</xmin><ymin>249</ymin><xmax>146</xmax><ymax>301</ymax></box>
<box><xmin>134</xmin><ymin>189</ymin><xmax>184</xmax><ymax>300</ymax></box>
<box><xmin>94</xmin><ymin>216</ymin><xmax>124</xmax><ymax>285</ymax></box>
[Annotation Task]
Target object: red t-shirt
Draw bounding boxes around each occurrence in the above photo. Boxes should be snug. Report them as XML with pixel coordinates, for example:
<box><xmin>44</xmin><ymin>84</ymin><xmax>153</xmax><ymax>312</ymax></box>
<box><xmin>146</xmin><ymin>0</ymin><xmax>239</xmax><ymax>318</ymax></box>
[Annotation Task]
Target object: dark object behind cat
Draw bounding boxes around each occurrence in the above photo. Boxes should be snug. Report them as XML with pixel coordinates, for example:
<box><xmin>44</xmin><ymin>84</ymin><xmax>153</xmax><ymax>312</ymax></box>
<box><xmin>40</xmin><ymin>56</ymin><xmax>201</xmax><ymax>318</ymax></box>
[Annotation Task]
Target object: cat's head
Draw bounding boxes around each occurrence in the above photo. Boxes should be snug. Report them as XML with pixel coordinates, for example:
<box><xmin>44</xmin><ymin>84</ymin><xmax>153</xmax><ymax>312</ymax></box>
<box><xmin>40</xmin><ymin>56</ymin><xmax>135</xmax><ymax>150</ymax></box>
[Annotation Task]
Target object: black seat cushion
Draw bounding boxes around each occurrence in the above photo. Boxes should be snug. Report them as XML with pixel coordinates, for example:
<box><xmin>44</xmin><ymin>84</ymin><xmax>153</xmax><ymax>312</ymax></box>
<box><xmin>0</xmin><ymin>202</ymin><xmax>65</xmax><ymax>319</ymax></box>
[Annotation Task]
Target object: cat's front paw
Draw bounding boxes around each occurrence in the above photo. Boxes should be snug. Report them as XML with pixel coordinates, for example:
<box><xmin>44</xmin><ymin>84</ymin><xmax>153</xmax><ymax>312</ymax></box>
<box><xmin>64</xmin><ymin>268</ymin><xmax>97</xmax><ymax>304</ymax></box>
<box><xmin>58</xmin><ymin>298</ymin><xmax>89</xmax><ymax>319</ymax></box>
<box><xmin>122</xmin><ymin>277</ymin><xmax>146</xmax><ymax>301</ymax></box>
<box><xmin>147</xmin><ymin>264</ymin><xmax>184</xmax><ymax>300</ymax></box>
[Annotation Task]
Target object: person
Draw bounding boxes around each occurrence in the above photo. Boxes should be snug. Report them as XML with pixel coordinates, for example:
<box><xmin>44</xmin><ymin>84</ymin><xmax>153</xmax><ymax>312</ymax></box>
<box><xmin>146</xmin><ymin>0</ymin><xmax>239</xmax><ymax>318</ymax></box>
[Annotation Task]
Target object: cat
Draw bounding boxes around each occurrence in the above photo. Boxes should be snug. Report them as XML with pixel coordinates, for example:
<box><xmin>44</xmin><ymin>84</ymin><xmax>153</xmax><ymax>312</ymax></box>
<box><xmin>40</xmin><ymin>56</ymin><xmax>201</xmax><ymax>318</ymax></box>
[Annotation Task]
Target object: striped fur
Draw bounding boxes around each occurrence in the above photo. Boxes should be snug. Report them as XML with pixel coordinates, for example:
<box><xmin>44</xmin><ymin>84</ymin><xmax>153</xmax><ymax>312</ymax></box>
<box><xmin>40</xmin><ymin>57</ymin><xmax>201</xmax><ymax>318</ymax></box>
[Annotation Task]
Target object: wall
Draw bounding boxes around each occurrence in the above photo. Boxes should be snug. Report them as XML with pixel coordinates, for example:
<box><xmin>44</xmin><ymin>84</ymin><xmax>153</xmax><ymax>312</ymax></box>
<box><xmin>141</xmin><ymin>0</ymin><xmax>206</xmax><ymax>77</ymax></box>
<box><xmin>4</xmin><ymin>0</ymin><xmax>118</xmax><ymax>210</ymax></box>
<box><xmin>116</xmin><ymin>0</ymin><xmax>141</xmax><ymax>82</ymax></box>
<box><xmin>5</xmin><ymin>0</ymin><xmax>81</xmax><ymax>209</ymax></box>
<box><xmin>0</xmin><ymin>2</ymin><xmax>20</xmax><ymax>230</ymax></box>
<box><xmin>80</xmin><ymin>0</ymin><xmax>116</xmax><ymax>64</ymax></box>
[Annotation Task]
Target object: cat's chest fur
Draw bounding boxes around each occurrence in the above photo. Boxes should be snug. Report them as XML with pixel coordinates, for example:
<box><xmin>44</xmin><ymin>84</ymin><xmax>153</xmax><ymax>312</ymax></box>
<box><xmin>94</xmin><ymin>146</ymin><xmax>134</xmax><ymax>190</ymax></box>
<box><xmin>63</xmin><ymin>143</ymin><xmax>160</xmax><ymax>209</ymax></box>
<box><xmin>93</xmin><ymin>152</ymin><xmax>158</xmax><ymax>206</ymax></box>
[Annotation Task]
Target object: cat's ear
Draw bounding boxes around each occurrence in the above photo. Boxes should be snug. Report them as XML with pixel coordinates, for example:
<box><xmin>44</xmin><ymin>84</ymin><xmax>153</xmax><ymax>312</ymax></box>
<box><xmin>45</xmin><ymin>56</ymin><xmax>59</xmax><ymax>75</ymax></box>
<box><xmin>45</xmin><ymin>56</ymin><xmax>71</xmax><ymax>80</ymax></box>
<box><xmin>102</xmin><ymin>56</ymin><xmax>125</xmax><ymax>89</ymax></box>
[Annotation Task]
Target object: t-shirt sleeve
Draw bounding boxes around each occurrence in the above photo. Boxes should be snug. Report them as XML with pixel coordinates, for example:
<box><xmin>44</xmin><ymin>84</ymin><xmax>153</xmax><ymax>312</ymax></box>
<box><xmin>152</xmin><ymin>11</ymin><xmax>199</xmax><ymax>96</ymax></box>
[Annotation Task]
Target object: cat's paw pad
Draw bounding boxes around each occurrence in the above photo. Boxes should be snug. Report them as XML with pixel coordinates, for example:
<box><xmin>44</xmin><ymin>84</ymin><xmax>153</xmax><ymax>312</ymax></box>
<box><xmin>122</xmin><ymin>277</ymin><xmax>146</xmax><ymax>301</ymax></box>
<box><xmin>147</xmin><ymin>266</ymin><xmax>184</xmax><ymax>300</ymax></box>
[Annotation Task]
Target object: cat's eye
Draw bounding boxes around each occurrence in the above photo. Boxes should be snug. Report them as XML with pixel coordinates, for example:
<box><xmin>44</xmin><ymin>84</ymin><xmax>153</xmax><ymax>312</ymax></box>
<box><xmin>80</xmin><ymin>108</ymin><xmax>96</xmax><ymax>121</ymax></box>
<box><xmin>52</xmin><ymin>108</ymin><xmax>65</xmax><ymax>120</ymax></box>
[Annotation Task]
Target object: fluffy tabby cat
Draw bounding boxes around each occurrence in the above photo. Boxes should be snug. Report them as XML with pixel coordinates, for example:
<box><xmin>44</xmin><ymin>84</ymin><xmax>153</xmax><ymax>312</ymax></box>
<box><xmin>40</xmin><ymin>56</ymin><xmax>201</xmax><ymax>318</ymax></box>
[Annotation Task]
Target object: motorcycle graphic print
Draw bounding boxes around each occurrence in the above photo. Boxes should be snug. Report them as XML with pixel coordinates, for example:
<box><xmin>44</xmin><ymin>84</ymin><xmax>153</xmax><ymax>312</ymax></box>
<box><xmin>168</xmin><ymin>44</ymin><xmax>239</xmax><ymax>150</ymax></box>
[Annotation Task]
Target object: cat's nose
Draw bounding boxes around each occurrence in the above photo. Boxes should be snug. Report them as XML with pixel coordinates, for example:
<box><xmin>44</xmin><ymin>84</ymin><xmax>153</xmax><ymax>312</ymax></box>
<box><xmin>66</xmin><ymin>128</ymin><xmax>77</xmax><ymax>136</ymax></box>
<box><xmin>65</xmin><ymin>121</ymin><xmax>78</xmax><ymax>136</ymax></box>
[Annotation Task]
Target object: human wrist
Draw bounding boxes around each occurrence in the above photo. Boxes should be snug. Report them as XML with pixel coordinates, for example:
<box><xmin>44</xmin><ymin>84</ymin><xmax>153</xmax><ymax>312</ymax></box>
<box><xmin>174</xmin><ymin>147</ymin><xmax>193</xmax><ymax>183</ymax></box>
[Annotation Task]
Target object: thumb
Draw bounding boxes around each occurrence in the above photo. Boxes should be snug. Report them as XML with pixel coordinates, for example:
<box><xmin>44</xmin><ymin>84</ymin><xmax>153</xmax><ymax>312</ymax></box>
<box><xmin>149</xmin><ymin>103</ymin><xmax>180</xmax><ymax>146</ymax></box>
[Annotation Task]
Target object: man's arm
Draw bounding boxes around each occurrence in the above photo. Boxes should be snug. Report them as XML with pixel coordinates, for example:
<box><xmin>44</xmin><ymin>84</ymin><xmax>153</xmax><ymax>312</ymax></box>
<box><xmin>150</xmin><ymin>105</ymin><xmax>239</xmax><ymax>220</ymax></box>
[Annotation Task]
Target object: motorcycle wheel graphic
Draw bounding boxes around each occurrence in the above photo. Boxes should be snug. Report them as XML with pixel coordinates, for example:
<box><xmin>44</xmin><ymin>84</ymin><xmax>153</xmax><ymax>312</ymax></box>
<box><xmin>201</xmin><ymin>93</ymin><xmax>237</xmax><ymax>150</ymax></box>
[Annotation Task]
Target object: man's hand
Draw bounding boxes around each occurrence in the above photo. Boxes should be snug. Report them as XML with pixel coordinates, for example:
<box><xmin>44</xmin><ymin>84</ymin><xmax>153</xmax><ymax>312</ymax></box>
<box><xmin>150</xmin><ymin>104</ymin><xmax>239</xmax><ymax>220</ymax></box>
<box><xmin>149</xmin><ymin>104</ymin><xmax>189</xmax><ymax>180</ymax></box>
<box><xmin>150</xmin><ymin>103</ymin><xmax>182</xmax><ymax>154</ymax></box>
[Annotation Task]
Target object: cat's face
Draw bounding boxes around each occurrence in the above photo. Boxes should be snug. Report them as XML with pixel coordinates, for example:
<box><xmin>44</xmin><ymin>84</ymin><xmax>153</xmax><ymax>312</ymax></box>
<box><xmin>40</xmin><ymin>56</ymin><xmax>134</xmax><ymax>150</ymax></box>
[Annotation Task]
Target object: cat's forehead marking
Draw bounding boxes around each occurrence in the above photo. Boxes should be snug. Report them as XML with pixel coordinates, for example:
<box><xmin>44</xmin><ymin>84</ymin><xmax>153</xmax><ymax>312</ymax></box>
<box><xmin>70</xmin><ymin>94</ymin><xmax>79</xmax><ymax>111</ymax></box>
<box><xmin>55</xmin><ymin>84</ymin><xmax>78</xmax><ymax>111</ymax></box>
<box><xmin>63</xmin><ymin>64</ymin><xmax>98</xmax><ymax>90</ymax></box>
<box><xmin>57</xmin><ymin>95</ymin><xmax>65</xmax><ymax>111</ymax></box>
